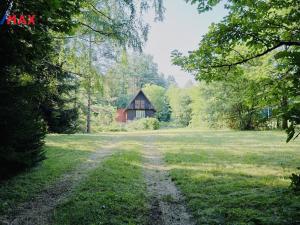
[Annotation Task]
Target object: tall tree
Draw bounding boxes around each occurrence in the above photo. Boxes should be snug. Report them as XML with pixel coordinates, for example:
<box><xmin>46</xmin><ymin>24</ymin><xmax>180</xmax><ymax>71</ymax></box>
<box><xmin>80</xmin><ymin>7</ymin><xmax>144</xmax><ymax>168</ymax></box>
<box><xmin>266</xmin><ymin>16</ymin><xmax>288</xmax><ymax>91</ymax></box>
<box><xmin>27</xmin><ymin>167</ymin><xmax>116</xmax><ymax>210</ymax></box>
<box><xmin>0</xmin><ymin>0</ymin><xmax>83</xmax><ymax>178</ymax></box>
<box><xmin>172</xmin><ymin>0</ymin><xmax>300</xmax><ymax>140</ymax></box>
<box><xmin>63</xmin><ymin>0</ymin><xmax>165</xmax><ymax>132</ymax></box>
<box><xmin>166</xmin><ymin>86</ymin><xmax>192</xmax><ymax>126</ymax></box>
<box><xmin>143</xmin><ymin>84</ymin><xmax>171</xmax><ymax>122</ymax></box>
<box><xmin>105</xmin><ymin>53</ymin><xmax>167</xmax><ymax>109</ymax></box>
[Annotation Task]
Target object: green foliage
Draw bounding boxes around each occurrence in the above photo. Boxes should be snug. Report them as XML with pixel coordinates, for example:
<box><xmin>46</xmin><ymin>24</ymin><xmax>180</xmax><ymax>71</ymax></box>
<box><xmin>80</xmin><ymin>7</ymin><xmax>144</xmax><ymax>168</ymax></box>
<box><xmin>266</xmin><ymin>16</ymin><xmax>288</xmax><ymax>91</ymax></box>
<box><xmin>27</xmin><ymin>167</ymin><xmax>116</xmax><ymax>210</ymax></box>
<box><xmin>143</xmin><ymin>84</ymin><xmax>171</xmax><ymax>122</ymax></box>
<box><xmin>277</xmin><ymin>51</ymin><xmax>300</xmax><ymax>141</ymax></box>
<box><xmin>146</xmin><ymin>118</ymin><xmax>160</xmax><ymax>130</ymax></box>
<box><xmin>86</xmin><ymin>104</ymin><xmax>127</xmax><ymax>132</ymax></box>
<box><xmin>53</xmin><ymin>149</ymin><xmax>149</xmax><ymax>225</ymax></box>
<box><xmin>166</xmin><ymin>75</ymin><xmax>178</xmax><ymax>87</ymax></box>
<box><xmin>48</xmin><ymin>0</ymin><xmax>166</xmax><ymax>134</ymax></box>
<box><xmin>173</xmin><ymin>0</ymin><xmax>300</xmax><ymax>140</ymax></box>
<box><xmin>57</xmin><ymin>0</ymin><xmax>167</xmax><ymax>133</ymax></box>
<box><xmin>290</xmin><ymin>168</ymin><xmax>300</xmax><ymax>193</ymax></box>
<box><xmin>78</xmin><ymin>0</ymin><xmax>164</xmax><ymax>51</ymax></box>
<box><xmin>189</xmin><ymin>83</ymin><xmax>226</xmax><ymax>128</ymax></box>
<box><xmin>179</xmin><ymin>94</ymin><xmax>192</xmax><ymax>127</ymax></box>
<box><xmin>41</xmin><ymin>70</ymin><xmax>79</xmax><ymax>134</ymax></box>
<box><xmin>174</xmin><ymin>0</ymin><xmax>299</xmax><ymax>80</ymax></box>
<box><xmin>186</xmin><ymin>57</ymin><xmax>289</xmax><ymax>130</ymax></box>
<box><xmin>205</xmin><ymin>80</ymin><xmax>267</xmax><ymax>130</ymax></box>
<box><xmin>0</xmin><ymin>0</ymin><xmax>83</xmax><ymax>177</ymax></box>
<box><xmin>126</xmin><ymin>118</ymin><xmax>160</xmax><ymax>130</ymax></box>
<box><xmin>166</xmin><ymin>86</ymin><xmax>192</xmax><ymax>127</ymax></box>
<box><xmin>115</xmin><ymin>95</ymin><xmax>131</xmax><ymax>109</ymax></box>
<box><xmin>105</xmin><ymin>53</ymin><xmax>168</xmax><ymax>109</ymax></box>
<box><xmin>0</xmin><ymin>86</ymin><xmax>46</xmax><ymax>179</ymax></box>
<box><xmin>0</xmin><ymin>0</ymin><xmax>165</xmax><ymax>178</ymax></box>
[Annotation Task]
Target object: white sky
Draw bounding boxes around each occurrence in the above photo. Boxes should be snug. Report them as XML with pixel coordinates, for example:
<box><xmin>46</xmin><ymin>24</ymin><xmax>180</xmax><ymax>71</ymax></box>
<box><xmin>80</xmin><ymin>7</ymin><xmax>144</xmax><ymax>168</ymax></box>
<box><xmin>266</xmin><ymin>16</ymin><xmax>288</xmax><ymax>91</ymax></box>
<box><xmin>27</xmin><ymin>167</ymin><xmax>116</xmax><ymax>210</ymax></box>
<box><xmin>144</xmin><ymin>0</ymin><xmax>228</xmax><ymax>87</ymax></box>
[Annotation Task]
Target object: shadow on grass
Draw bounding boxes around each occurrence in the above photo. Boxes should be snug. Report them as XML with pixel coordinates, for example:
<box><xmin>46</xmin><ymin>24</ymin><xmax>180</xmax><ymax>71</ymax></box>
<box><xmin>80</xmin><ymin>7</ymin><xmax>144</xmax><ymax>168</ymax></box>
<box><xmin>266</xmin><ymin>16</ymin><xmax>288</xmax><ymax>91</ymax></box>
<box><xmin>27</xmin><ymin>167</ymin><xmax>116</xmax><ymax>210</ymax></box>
<box><xmin>164</xmin><ymin>151</ymin><xmax>300</xmax><ymax>169</ymax></box>
<box><xmin>167</xmin><ymin>166</ymin><xmax>300</xmax><ymax>225</ymax></box>
<box><xmin>0</xmin><ymin>144</ymin><xmax>92</xmax><ymax>215</ymax></box>
<box><xmin>52</xmin><ymin>150</ymin><xmax>149</xmax><ymax>225</ymax></box>
<box><xmin>150</xmin><ymin>131</ymin><xmax>300</xmax><ymax>224</ymax></box>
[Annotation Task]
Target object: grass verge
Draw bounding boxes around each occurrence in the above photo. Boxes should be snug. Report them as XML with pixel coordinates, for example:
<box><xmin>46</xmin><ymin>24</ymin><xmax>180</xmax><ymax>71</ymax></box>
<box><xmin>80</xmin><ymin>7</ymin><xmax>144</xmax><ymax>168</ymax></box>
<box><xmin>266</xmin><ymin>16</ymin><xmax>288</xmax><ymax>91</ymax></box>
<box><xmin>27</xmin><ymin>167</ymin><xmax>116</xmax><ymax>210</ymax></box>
<box><xmin>0</xmin><ymin>134</ymin><xmax>112</xmax><ymax>215</ymax></box>
<box><xmin>52</xmin><ymin>147</ymin><xmax>149</xmax><ymax>225</ymax></box>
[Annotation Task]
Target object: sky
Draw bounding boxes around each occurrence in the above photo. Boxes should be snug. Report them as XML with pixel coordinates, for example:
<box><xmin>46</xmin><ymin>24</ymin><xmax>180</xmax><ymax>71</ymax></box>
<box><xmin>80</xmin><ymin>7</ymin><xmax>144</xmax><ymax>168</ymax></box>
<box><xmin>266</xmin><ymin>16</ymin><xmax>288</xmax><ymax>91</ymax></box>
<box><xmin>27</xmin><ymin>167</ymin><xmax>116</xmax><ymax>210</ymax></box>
<box><xmin>144</xmin><ymin>0</ymin><xmax>228</xmax><ymax>87</ymax></box>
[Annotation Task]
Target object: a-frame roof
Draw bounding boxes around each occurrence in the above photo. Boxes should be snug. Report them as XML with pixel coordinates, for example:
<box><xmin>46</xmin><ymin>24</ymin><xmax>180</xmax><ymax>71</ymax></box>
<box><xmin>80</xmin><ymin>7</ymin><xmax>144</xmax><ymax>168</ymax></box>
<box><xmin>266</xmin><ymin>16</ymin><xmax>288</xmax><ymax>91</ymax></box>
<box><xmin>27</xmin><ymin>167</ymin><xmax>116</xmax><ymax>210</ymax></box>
<box><xmin>125</xmin><ymin>89</ymin><xmax>156</xmax><ymax>111</ymax></box>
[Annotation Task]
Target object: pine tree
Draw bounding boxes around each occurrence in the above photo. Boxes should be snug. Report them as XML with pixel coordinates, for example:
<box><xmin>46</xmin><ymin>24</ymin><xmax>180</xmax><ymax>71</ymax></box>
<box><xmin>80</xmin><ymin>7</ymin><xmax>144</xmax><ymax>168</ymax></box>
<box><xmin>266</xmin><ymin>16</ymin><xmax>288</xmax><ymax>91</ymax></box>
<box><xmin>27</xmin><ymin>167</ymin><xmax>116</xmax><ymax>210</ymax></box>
<box><xmin>0</xmin><ymin>0</ymin><xmax>82</xmax><ymax>179</ymax></box>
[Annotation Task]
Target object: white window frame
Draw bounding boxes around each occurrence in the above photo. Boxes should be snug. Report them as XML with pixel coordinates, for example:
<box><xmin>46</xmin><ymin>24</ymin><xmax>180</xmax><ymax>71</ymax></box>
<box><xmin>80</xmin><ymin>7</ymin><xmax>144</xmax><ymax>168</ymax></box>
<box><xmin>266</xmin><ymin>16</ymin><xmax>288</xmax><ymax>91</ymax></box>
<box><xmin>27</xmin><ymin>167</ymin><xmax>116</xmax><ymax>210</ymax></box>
<box><xmin>136</xmin><ymin>110</ymin><xmax>145</xmax><ymax>119</ymax></box>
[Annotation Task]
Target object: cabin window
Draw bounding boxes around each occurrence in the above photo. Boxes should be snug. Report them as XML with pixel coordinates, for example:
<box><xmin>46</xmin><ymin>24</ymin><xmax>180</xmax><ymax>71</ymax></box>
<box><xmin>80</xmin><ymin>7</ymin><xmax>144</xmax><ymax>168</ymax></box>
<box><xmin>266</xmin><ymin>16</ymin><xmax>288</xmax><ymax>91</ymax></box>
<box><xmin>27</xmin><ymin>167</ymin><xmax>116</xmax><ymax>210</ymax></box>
<box><xmin>135</xmin><ymin>100</ymin><xmax>145</xmax><ymax>109</ymax></box>
<box><xmin>135</xmin><ymin>100</ymin><xmax>140</xmax><ymax>108</ymax></box>
<box><xmin>136</xmin><ymin>110</ymin><xmax>145</xmax><ymax>119</ymax></box>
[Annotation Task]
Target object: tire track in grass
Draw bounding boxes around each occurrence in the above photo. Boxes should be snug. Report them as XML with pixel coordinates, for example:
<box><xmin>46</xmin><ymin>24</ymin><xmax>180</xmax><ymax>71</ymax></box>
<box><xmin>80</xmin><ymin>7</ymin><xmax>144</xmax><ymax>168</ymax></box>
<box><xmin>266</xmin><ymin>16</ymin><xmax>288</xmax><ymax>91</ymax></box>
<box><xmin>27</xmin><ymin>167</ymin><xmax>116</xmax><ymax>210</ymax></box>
<box><xmin>142</xmin><ymin>136</ymin><xmax>195</xmax><ymax>225</ymax></box>
<box><xmin>0</xmin><ymin>141</ymin><xmax>119</xmax><ymax>225</ymax></box>
<box><xmin>52</xmin><ymin>146</ymin><xmax>148</xmax><ymax>225</ymax></box>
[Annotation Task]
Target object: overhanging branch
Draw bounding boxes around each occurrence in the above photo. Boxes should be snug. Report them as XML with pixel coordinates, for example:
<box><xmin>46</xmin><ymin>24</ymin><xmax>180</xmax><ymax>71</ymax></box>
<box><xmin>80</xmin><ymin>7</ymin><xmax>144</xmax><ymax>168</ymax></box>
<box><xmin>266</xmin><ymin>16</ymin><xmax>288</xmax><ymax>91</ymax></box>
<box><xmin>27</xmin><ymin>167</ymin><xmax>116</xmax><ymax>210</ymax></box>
<box><xmin>89</xmin><ymin>3</ymin><xmax>113</xmax><ymax>21</ymax></box>
<box><xmin>211</xmin><ymin>41</ymin><xmax>300</xmax><ymax>69</ymax></box>
<box><xmin>78</xmin><ymin>22</ymin><xmax>115</xmax><ymax>37</ymax></box>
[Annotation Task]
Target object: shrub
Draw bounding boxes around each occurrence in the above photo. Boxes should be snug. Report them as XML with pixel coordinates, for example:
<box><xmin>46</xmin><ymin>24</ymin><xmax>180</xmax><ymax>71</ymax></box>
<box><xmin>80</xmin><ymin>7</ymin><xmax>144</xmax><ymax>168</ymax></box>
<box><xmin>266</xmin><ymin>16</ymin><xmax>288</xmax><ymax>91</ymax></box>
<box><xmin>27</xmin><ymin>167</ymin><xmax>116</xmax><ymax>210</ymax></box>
<box><xmin>290</xmin><ymin>168</ymin><xmax>300</xmax><ymax>193</ymax></box>
<box><xmin>126</xmin><ymin>118</ymin><xmax>160</xmax><ymax>130</ymax></box>
<box><xmin>146</xmin><ymin>118</ymin><xmax>160</xmax><ymax>130</ymax></box>
<box><xmin>0</xmin><ymin>86</ymin><xmax>46</xmax><ymax>180</ymax></box>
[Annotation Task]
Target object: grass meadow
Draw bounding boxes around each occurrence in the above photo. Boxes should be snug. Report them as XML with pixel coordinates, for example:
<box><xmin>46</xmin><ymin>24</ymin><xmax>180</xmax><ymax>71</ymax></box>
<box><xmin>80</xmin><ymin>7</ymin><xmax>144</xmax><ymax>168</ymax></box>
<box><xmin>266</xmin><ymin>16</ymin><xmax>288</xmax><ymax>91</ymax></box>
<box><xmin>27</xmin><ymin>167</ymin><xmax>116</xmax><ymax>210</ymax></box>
<box><xmin>0</xmin><ymin>134</ymin><xmax>114</xmax><ymax>215</ymax></box>
<box><xmin>0</xmin><ymin>129</ymin><xmax>299</xmax><ymax>224</ymax></box>
<box><xmin>155</xmin><ymin>129</ymin><xmax>300</xmax><ymax>224</ymax></box>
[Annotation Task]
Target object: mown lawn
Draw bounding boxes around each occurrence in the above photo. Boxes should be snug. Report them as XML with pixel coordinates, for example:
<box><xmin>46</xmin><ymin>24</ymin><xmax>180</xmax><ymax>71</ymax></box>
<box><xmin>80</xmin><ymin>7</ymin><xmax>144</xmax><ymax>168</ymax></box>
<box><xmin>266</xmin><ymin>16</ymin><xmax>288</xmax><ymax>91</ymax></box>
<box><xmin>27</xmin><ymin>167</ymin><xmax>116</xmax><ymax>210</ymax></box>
<box><xmin>52</xmin><ymin>141</ymin><xmax>149</xmax><ymax>225</ymax></box>
<box><xmin>0</xmin><ymin>134</ymin><xmax>114</xmax><ymax>215</ymax></box>
<box><xmin>1</xmin><ymin>129</ymin><xmax>300</xmax><ymax>225</ymax></box>
<box><xmin>155</xmin><ymin>129</ymin><xmax>300</xmax><ymax>225</ymax></box>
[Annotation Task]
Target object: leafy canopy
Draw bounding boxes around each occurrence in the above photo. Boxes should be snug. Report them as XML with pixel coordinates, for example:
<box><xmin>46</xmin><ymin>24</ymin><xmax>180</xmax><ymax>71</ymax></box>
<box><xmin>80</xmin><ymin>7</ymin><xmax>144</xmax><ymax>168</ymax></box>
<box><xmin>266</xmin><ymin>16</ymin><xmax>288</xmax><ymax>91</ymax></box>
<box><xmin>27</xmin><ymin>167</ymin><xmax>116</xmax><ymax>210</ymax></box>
<box><xmin>172</xmin><ymin>0</ymin><xmax>300</xmax><ymax>141</ymax></box>
<box><xmin>173</xmin><ymin>0</ymin><xmax>300</xmax><ymax>81</ymax></box>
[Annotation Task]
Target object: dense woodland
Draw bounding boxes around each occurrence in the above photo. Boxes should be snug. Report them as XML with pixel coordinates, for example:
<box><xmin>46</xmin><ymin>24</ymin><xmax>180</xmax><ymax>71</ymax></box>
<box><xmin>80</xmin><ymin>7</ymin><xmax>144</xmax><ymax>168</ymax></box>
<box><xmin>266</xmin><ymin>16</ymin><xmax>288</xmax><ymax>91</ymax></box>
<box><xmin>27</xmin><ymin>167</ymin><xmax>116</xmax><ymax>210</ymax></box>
<box><xmin>0</xmin><ymin>0</ymin><xmax>299</xmax><ymax>189</ymax></box>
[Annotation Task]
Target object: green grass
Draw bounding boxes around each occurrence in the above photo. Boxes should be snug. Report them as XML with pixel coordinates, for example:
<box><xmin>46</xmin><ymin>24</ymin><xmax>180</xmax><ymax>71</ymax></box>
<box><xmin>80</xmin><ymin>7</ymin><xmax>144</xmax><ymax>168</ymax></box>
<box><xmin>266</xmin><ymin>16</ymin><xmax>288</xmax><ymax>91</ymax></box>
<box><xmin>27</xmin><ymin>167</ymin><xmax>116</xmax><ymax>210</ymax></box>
<box><xmin>155</xmin><ymin>129</ymin><xmax>300</xmax><ymax>225</ymax></box>
<box><xmin>1</xmin><ymin>129</ymin><xmax>300</xmax><ymax>224</ymax></box>
<box><xmin>52</xmin><ymin>143</ymin><xmax>149</xmax><ymax>225</ymax></box>
<box><xmin>0</xmin><ymin>134</ymin><xmax>113</xmax><ymax>215</ymax></box>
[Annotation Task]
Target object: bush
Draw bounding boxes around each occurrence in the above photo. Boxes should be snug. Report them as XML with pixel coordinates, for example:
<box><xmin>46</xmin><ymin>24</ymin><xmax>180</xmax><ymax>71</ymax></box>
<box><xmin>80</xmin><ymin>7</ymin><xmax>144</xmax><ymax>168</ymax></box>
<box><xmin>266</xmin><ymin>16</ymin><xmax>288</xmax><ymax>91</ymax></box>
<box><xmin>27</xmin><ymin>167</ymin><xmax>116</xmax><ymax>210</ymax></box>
<box><xmin>0</xmin><ymin>85</ymin><xmax>46</xmax><ymax>180</ymax></box>
<box><xmin>126</xmin><ymin>118</ymin><xmax>160</xmax><ymax>130</ymax></box>
<box><xmin>290</xmin><ymin>168</ymin><xmax>300</xmax><ymax>193</ymax></box>
<box><xmin>93</xmin><ymin>122</ymin><xmax>127</xmax><ymax>132</ymax></box>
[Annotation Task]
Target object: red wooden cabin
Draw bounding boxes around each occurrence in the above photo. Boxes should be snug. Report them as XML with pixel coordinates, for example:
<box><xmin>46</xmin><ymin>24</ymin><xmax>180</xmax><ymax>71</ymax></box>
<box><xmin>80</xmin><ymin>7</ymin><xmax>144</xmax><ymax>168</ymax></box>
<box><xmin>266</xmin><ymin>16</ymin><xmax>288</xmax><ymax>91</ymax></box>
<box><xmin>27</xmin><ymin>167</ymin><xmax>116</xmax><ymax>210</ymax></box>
<box><xmin>115</xmin><ymin>90</ymin><xmax>156</xmax><ymax>123</ymax></box>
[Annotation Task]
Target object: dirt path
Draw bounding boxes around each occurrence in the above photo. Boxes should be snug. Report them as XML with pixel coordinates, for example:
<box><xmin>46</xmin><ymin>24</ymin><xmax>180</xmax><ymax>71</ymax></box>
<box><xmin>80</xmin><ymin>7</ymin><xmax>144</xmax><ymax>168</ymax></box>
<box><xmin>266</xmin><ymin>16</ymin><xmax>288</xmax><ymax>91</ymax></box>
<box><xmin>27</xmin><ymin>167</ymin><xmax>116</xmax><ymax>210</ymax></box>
<box><xmin>142</xmin><ymin>136</ymin><xmax>195</xmax><ymax>225</ymax></box>
<box><xmin>0</xmin><ymin>141</ymin><xmax>119</xmax><ymax>225</ymax></box>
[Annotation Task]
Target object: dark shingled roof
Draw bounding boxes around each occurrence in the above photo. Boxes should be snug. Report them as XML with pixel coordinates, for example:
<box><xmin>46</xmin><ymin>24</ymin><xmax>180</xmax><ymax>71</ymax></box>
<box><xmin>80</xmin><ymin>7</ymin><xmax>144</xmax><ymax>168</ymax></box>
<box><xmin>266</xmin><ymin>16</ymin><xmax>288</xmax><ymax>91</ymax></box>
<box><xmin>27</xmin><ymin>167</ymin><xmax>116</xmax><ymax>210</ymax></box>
<box><xmin>125</xmin><ymin>89</ymin><xmax>156</xmax><ymax>111</ymax></box>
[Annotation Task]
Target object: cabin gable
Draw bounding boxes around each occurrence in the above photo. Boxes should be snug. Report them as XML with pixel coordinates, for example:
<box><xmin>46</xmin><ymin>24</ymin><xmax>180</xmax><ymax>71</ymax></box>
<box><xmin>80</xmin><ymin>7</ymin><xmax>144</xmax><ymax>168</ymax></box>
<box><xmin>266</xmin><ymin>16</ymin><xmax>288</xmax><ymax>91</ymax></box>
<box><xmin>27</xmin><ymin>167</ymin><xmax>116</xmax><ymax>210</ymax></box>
<box><xmin>115</xmin><ymin>90</ymin><xmax>156</xmax><ymax>122</ymax></box>
<box><xmin>116</xmin><ymin>90</ymin><xmax>156</xmax><ymax>122</ymax></box>
<box><xmin>126</xmin><ymin>90</ymin><xmax>155</xmax><ymax>111</ymax></box>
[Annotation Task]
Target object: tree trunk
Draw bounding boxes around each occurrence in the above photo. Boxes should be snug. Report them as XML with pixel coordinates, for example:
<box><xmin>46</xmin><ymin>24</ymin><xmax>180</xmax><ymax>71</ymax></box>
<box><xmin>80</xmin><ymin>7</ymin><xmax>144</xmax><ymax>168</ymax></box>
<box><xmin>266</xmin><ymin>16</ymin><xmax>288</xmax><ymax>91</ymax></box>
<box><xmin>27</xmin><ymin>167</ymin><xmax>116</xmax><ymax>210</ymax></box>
<box><xmin>282</xmin><ymin>117</ymin><xmax>288</xmax><ymax>130</ymax></box>
<box><xmin>86</xmin><ymin>34</ymin><xmax>92</xmax><ymax>133</ymax></box>
<box><xmin>281</xmin><ymin>96</ymin><xmax>288</xmax><ymax>130</ymax></box>
<box><xmin>86</xmin><ymin>78</ymin><xmax>91</xmax><ymax>133</ymax></box>
<box><xmin>276</xmin><ymin>117</ymin><xmax>280</xmax><ymax>129</ymax></box>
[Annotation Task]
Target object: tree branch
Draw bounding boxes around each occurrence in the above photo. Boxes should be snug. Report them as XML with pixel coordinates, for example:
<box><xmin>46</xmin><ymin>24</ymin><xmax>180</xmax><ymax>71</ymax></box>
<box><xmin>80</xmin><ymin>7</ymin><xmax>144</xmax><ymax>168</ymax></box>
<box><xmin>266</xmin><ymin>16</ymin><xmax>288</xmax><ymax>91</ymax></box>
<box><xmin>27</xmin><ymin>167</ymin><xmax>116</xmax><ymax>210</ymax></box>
<box><xmin>89</xmin><ymin>3</ymin><xmax>113</xmax><ymax>21</ymax></box>
<box><xmin>78</xmin><ymin>22</ymin><xmax>115</xmax><ymax>37</ymax></box>
<box><xmin>211</xmin><ymin>41</ymin><xmax>300</xmax><ymax>68</ymax></box>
